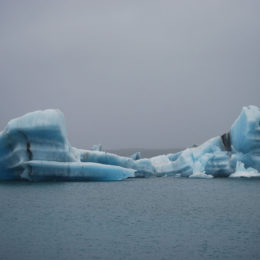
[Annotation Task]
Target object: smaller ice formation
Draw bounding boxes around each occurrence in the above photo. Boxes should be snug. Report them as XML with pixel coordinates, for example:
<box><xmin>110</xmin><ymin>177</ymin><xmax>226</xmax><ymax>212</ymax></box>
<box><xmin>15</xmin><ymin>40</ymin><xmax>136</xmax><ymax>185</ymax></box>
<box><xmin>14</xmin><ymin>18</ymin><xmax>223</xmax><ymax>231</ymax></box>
<box><xmin>131</xmin><ymin>152</ymin><xmax>141</xmax><ymax>160</ymax></box>
<box><xmin>91</xmin><ymin>144</ymin><xmax>102</xmax><ymax>152</ymax></box>
<box><xmin>229</xmin><ymin>161</ymin><xmax>260</xmax><ymax>178</ymax></box>
<box><xmin>0</xmin><ymin>105</ymin><xmax>259</xmax><ymax>181</ymax></box>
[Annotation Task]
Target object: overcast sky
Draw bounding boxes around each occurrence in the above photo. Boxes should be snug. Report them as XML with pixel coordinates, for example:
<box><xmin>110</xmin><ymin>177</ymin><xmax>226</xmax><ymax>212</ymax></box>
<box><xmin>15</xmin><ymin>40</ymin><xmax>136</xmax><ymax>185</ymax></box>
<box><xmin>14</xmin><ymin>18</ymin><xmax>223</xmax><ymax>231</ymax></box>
<box><xmin>0</xmin><ymin>0</ymin><xmax>259</xmax><ymax>149</ymax></box>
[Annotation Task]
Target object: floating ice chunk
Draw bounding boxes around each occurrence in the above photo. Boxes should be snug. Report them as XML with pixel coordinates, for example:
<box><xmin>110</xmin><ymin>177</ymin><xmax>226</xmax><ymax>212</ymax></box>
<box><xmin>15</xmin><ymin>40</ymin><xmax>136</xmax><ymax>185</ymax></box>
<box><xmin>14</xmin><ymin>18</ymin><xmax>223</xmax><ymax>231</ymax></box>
<box><xmin>91</xmin><ymin>144</ymin><xmax>102</xmax><ymax>151</ymax></box>
<box><xmin>131</xmin><ymin>152</ymin><xmax>141</xmax><ymax>160</ymax></box>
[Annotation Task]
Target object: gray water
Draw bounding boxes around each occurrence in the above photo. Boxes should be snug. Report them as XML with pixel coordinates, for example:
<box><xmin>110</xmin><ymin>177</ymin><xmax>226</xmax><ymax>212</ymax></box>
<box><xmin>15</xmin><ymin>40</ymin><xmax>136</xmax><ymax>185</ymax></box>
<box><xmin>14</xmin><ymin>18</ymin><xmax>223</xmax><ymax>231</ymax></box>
<box><xmin>0</xmin><ymin>177</ymin><xmax>260</xmax><ymax>260</ymax></box>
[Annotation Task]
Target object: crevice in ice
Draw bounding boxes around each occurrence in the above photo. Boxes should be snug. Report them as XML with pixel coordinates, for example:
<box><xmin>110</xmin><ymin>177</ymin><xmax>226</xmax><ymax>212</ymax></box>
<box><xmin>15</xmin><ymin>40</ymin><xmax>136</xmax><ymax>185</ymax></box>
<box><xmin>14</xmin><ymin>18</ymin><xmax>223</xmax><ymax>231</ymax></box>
<box><xmin>26</xmin><ymin>142</ymin><xmax>32</xmax><ymax>161</ymax></box>
<box><xmin>221</xmin><ymin>132</ymin><xmax>231</xmax><ymax>152</ymax></box>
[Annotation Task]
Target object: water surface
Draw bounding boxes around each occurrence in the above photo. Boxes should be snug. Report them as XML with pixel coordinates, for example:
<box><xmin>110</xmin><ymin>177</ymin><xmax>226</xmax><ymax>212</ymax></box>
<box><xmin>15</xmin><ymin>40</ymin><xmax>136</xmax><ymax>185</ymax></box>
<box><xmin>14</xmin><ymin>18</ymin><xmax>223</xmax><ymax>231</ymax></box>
<box><xmin>0</xmin><ymin>177</ymin><xmax>259</xmax><ymax>260</ymax></box>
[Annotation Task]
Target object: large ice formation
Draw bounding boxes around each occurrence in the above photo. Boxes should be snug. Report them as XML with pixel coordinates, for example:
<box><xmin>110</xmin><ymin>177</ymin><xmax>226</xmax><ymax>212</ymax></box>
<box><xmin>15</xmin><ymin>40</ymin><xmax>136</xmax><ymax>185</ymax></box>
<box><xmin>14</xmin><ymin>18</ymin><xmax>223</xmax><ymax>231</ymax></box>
<box><xmin>0</xmin><ymin>106</ymin><xmax>259</xmax><ymax>181</ymax></box>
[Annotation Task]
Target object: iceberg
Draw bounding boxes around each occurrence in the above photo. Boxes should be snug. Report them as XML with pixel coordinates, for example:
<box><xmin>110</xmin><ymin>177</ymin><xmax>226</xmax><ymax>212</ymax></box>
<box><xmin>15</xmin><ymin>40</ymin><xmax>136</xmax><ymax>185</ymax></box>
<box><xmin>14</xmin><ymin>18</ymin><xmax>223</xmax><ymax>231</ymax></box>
<box><xmin>0</xmin><ymin>106</ymin><xmax>259</xmax><ymax>181</ymax></box>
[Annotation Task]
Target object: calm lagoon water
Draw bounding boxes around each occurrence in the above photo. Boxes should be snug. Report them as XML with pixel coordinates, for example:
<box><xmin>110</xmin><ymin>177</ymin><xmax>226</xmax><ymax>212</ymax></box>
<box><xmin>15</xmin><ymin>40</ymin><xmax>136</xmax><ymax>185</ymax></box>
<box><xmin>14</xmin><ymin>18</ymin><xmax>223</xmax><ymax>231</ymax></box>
<box><xmin>0</xmin><ymin>177</ymin><xmax>259</xmax><ymax>260</ymax></box>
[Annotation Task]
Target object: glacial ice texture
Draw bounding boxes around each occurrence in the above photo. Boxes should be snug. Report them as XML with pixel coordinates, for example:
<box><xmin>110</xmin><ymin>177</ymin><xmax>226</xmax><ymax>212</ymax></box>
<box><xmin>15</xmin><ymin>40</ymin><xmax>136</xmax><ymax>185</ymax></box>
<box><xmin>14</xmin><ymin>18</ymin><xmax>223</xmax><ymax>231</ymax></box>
<box><xmin>0</xmin><ymin>106</ymin><xmax>259</xmax><ymax>181</ymax></box>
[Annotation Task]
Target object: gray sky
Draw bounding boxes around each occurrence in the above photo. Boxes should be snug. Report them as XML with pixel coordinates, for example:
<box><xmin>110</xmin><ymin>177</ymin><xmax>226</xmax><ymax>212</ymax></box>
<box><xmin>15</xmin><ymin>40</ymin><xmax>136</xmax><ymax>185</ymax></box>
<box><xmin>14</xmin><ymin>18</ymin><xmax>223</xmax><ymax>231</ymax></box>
<box><xmin>0</xmin><ymin>0</ymin><xmax>259</xmax><ymax>149</ymax></box>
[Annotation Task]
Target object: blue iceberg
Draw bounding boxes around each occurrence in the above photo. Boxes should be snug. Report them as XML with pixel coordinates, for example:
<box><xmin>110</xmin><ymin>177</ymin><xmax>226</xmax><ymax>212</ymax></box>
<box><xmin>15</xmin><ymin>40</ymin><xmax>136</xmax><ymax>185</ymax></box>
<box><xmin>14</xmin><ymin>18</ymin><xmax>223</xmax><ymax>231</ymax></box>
<box><xmin>0</xmin><ymin>106</ymin><xmax>259</xmax><ymax>181</ymax></box>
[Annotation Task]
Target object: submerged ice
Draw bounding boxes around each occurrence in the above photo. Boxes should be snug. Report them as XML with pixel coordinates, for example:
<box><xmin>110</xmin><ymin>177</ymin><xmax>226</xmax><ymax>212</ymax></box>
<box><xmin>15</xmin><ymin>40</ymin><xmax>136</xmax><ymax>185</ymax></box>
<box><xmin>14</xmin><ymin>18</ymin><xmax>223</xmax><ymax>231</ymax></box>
<box><xmin>0</xmin><ymin>106</ymin><xmax>259</xmax><ymax>181</ymax></box>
